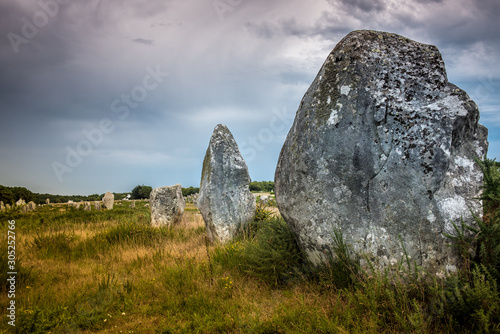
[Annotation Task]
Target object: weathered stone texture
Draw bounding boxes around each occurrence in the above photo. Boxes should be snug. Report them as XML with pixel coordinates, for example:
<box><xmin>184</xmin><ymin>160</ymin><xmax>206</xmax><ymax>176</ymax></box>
<box><xmin>102</xmin><ymin>192</ymin><xmax>114</xmax><ymax>210</ymax></box>
<box><xmin>198</xmin><ymin>124</ymin><xmax>256</xmax><ymax>243</ymax></box>
<box><xmin>149</xmin><ymin>184</ymin><xmax>185</xmax><ymax>227</ymax></box>
<box><xmin>275</xmin><ymin>30</ymin><xmax>488</xmax><ymax>276</ymax></box>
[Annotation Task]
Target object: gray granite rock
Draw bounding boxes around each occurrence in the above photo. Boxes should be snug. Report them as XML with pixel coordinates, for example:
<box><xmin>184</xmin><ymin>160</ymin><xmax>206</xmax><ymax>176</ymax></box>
<box><xmin>94</xmin><ymin>201</ymin><xmax>101</xmax><ymax>211</ymax></box>
<box><xmin>102</xmin><ymin>192</ymin><xmax>114</xmax><ymax>210</ymax></box>
<box><xmin>198</xmin><ymin>124</ymin><xmax>256</xmax><ymax>243</ymax></box>
<box><xmin>149</xmin><ymin>184</ymin><xmax>185</xmax><ymax>227</ymax></box>
<box><xmin>275</xmin><ymin>30</ymin><xmax>488</xmax><ymax>276</ymax></box>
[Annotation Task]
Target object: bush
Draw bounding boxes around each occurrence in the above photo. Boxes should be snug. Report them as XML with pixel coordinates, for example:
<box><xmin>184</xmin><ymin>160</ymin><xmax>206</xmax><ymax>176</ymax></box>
<box><xmin>213</xmin><ymin>216</ymin><xmax>305</xmax><ymax>286</ymax></box>
<box><xmin>131</xmin><ymin>185</ymin><xmax>152</xmax><ymax>199</ymax></box>
<box><xmin>182</xmin><ymin>187</ymin><xmax>199</xmax><ymax>197</ymax></box>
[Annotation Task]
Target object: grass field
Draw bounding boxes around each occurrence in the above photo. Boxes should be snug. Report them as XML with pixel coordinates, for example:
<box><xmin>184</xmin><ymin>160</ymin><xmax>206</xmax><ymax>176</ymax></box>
<box><xmin>1</xmin><ymin>198</ymin><xmax>499</xmax><ymax>333</ymax></box>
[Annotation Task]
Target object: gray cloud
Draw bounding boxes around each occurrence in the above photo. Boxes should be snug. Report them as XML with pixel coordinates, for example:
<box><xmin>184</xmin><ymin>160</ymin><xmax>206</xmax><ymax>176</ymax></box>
<box><xmin>330</xmin><ymin>0</ymin><xmax>386</xmax><ymax>13</ymax></box>
<box><xmin>0</xmin><ymin>0</ymin><xmax>498</xmax><ymax>195</ymax></box>
<box><xmin>132</xmin><ymin>38</ymin><xmax>154</xmax><ymax>45</ymax></box>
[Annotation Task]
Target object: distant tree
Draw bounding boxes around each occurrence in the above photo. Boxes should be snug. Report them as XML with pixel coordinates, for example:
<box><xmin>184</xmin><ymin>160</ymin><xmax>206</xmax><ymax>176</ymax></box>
<box><xmin>182</xmin><ymin>187</ymin><xmax>199</xmax><ymax>197</ymax></box>
<box><xmin>131</xmin><ymin>185</ymin><xmax>152</xmax><ymax>199</ymax></box>
<box><xmin>0</xmin><ymin>185</ymin><xmax>37</xmax><ymax>204</ymax></box>
<box><xmin>249</xmin><ymin>181</ymin><xmax>274</xmax><ymax>192</ymax></box>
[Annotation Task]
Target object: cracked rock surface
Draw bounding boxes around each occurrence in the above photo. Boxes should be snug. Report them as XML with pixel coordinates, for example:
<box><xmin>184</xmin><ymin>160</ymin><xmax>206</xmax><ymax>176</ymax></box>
<box><xmin>198</xmin><ymin>124</ymin><xmax>255</xmax><ymax>244</ymax></box>
<box><xmin>275</xmin><ymin>30</ymin><xmax>488</xmax><ymax>275</ymax></box>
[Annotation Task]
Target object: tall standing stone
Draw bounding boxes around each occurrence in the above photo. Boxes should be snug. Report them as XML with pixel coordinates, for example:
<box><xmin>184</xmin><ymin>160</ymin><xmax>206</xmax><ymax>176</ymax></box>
<box><xmin>275</xmin><ymin>30</ymin><xmax>488</xmax><ymax>276</ymax></box>
<box><xmin>45</xmin><ymin>198</ymin><xmax>50</xmax><ymax>205</ymax></box>
<box><xmin>198</xmin><ymin>124</ymin><xmax>256</xmax><ymax>243</ymax></box>
<box><xmin>102</xmin><ymin>192</ymin><xmax>114</xmax><ymax>210</ymax></box>
<box><xmin>0</xmin><ymin>201</ymin><xmax>4</xmax><ymax>211</ymax></box>
<box><xmin>149</xmin><ymin>184</ymin><xmax>185</xmax><ymax>227</ymax></box>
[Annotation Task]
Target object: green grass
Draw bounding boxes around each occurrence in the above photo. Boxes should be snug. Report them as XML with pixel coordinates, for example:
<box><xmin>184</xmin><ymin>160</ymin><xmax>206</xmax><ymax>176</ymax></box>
<box><xmin>1</xmin><ymin>175</ymin><xmax>500</xmax><ymax>334</ymax></box>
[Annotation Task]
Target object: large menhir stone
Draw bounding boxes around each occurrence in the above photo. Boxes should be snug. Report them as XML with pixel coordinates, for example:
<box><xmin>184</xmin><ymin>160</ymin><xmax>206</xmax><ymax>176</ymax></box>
<box><xmin>149</xmin><ymin>184</ymin><xmax>185</xmax><ymax>227</ymax></box>
<box><xmin>102</xmin><ymin>192</ymin><xmax>114</xmax><ymax>210</ymax></box>
<box><xmin>198</xmin><ymin>124</ymin><xmax>256</xmax><ymax>243</ymax></box>
<box><xmin>275</xmin><ymin>30</ymin><xmax>488</xmax><ymax>276</ymax></box>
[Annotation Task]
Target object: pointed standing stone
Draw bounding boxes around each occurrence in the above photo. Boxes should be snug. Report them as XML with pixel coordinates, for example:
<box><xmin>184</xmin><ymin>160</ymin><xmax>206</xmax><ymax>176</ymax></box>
<box><xmin>198</xmin><ymin>124</ymin><xmax>256</xmax><ymax>243</ymax></box>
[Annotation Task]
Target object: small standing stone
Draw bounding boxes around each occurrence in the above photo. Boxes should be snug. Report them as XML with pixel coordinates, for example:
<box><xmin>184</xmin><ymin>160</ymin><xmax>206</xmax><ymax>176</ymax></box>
<box><xmin>45</xmin><ymin>198</ymin><xmax>50</xmax><ymax>205</ymax></box>
<box><xmin>0</xmin><ymin>201</ymin><xmax>4</xmax><ymax>211</ymax></box>
<box><xmin>15</xmin><ymin>198</ymin><xmax>25</xmax><ymax>207</ymax></box>
<box><xmin>102</xmin><ymin>192</ymin><xmax>114</xmax><ymax>210</ymax></box>
<box><xmin>130</xmin><ymin>201</ymin><xmax>136</xmax><ymax>208</ymax></box>
<box><xmin>94</xmin><ymin>201</ymin><xmax>101</xmax><ymax>211</ymax></box>
<box><xmin>149</xmin><ymin>184</ymin><xmax>186</xmax><ymax>227</ymax></box>
<box><xmin>83</xmin><ymin>202</ymin><xmax>91</xmax><ymax>211</ymax></box>
<box><xmin>27</xmin><ymin>201</ymin><xmax>36</xmax><ymax>212</ymax></box>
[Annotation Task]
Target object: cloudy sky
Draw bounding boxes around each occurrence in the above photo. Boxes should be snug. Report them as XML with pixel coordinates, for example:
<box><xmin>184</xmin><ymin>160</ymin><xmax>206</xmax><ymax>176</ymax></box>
<box><xmin>0</xmin><ymin>0</ymin><xmax>499</xmax><ymax>195</ymax></box>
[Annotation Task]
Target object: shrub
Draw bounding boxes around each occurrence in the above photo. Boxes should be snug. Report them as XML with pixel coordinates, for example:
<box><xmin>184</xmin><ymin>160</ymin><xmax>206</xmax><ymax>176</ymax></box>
<box><xmin>213</xmin><ymin>216</ymin><xmax>305</xmax><ymax>286</ymax></box>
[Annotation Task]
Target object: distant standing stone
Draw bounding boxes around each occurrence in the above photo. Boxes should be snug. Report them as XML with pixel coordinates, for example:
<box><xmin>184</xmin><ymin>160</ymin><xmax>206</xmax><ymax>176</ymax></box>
<box><xmin>0</xmin><ymin>201</ymin><xmax>4</xmax><ymax>211</ymax></box>
<box><xmin>94</xmin><ymin>201</ymin><xmax>101</xmax><ymax>211</ymax></box>
<box><xmin>130</xmin><ymin>201</ymin><xmax>136</xmax><ymax>208</ymax></box>
<box><xmin>45</xmin><ymin>198</ymin><xmax>50</xmax><ymax>205</ymax></box>
<box><xmin>27</xmin><ymin>201</ymin><xmax>36</xmax><ymax>212</ymax></box>
<box><xmin>198</xmin><ymin>124</ymin><xmax>256</xmax><ymax>243</ymax></box>
<box><xmin>15</xmin><ymin>198</ymin><xmax>25</xmax><ymax>207</ymax></box>
<box><xmin>149</xmin><ymin>184</ymin><xmax>185</xmax><ymax>227</ymax></box>
<box><xmin>102</xmin><ymin>192</ymin><xmax>114</xmax><ymax>210</ymax></box>
<box><xmin>83</xmin><ymin>202</ymin><xmax>91</xmax><ymax>211</ymax></box>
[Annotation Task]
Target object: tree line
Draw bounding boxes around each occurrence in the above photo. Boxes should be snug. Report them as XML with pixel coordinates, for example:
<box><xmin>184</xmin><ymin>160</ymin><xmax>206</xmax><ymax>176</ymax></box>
<box><xmin>1</xmin><ymin>181</ymin><xmax>274</xmax><ymax>205</ymax></box>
